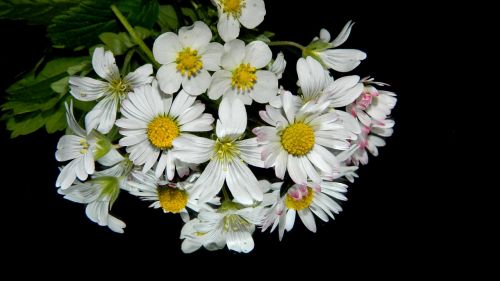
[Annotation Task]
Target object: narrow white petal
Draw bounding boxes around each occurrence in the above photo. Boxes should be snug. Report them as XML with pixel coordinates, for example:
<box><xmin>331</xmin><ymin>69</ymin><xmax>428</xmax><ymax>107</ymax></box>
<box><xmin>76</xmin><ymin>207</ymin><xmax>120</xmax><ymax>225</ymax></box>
<box><xmin>287</xmin><ymin>155</ymin><xmax>307</xmax><ymax>184</ymax></box>
<box><xmin>298</xmin><ymin>208</ymin><xmax>317</xmax><ymax>232</ymax></box>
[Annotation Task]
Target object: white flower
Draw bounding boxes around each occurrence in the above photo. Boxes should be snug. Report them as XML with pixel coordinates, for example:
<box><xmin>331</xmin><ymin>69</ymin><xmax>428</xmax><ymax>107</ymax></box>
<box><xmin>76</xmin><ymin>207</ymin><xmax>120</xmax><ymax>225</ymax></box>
<box><xmin>262</xmin><ymin>181</ymin><xmax>348</xmax><ymax>240</ymax></box>
<box><xmin>309</xmin><ymin>21</ymin><xmax>367</xmax><ymax>72</ymax></box>
<box><xmin>58</xmin><ymin>176</ymin><xmax>125</xmax><ymax>233</ymax></box>
<box><xmin>116</xmin><ymin>82</ymin><xmax>214</xmax><ymax>180</ymax></box>
<box><xmin>208</xmin><ymin>39</ymin><xmax>278</xmax><ymax>104</ymax></box>
<box><xmin>268</xmin><ymin>51</ymin><xmax>286</xmax><ymax>79</ymax></box>
<box><xmin>69</xmin><ymin>47</ymin><xmax>153</xmax><ymax>134</ymax></box>
<box><xmin>127</xmin><ymin>172</ymin><xmax>219</xmax><ymax>222</ymax></box>
<box><xmin>180</xmin><ymin>203</ymin><xmax>263</xmax><ymax>253</ymax></box>
<box><xmin>153</xmin><ymin>21</ymin><xmax>223</xmax><ymax>96</ymax></box>
<box><xmin>253</xmin><ymin>91</ymin><xmax>354</xmax><ymax>184</ymax></box>
<box><xmin>173</xmin><ymin>97</ymin><xmax>263</xmax><ymax>205</ymax></box>
<box><xmin>212</xmin><ymin>0</ymin><xmax>266</xmax><ymax>42</ymax></box>
<box><xmin>55</xmin><ymin>102</ymin><xmax>111</xmax><ymax>189</ymax></box>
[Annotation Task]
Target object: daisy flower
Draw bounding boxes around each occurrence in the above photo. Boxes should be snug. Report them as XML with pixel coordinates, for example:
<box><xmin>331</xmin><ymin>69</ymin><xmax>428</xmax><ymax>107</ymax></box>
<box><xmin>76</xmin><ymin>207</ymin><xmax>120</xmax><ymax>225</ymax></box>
<box><xmin>173</xmin><ymin>97</ymin><xmax>263</xmax><ymax>205</ymax></box>
<box><xmin>308</xmin><ymin>21</ymin><xmax>367</xmax><ymax>72</ymax></box>
<box><xmin>212</xmin><ymin>0</ymin><xmax>266</xmax><ymax>42</ymax></box>
<box><xmin>208</xmin><ymin>39</ymin><xmax>278</xmax><ymax>105</ymax></box>
<box><xmin>180</xmin><ymin>203</ymin><xmax>263</xmax><ymax>253</ymax></box>
<box><xmin>115</xmin><ymin>82</ymin><xmax>214</xmax><ymax>180</ymax></box>
<box><xmin>253</xmin><ymin>91</ymin><xmax>354</xmax><ymax>184</ymax></box>
<box><xmin>58</xmin><ymin>176</ymin><xmax>125</xmax><ymax>233</ymax></box>
<box><xmin>127</xmin><ymin>172</ymin><xmax>219</xmax><ymax>222</ymax></box>
<box><xmin>153</xmin><ymin>21</ymin><xmax>223</xmax><ymax>96</ymax></box>
<box><xmin>55</xmin><ymin>102</ymin><xmax>111</xmax><ymax>190</ymax></box>
<box><xmin>262</xmin><ymin>181</ymin><xmax>348</xmax><ymax>240</ymax></box>
<box><xmin>69</xmin><ymin>47</ymin><xmax>153</xmax><ymax>134</ymax></box>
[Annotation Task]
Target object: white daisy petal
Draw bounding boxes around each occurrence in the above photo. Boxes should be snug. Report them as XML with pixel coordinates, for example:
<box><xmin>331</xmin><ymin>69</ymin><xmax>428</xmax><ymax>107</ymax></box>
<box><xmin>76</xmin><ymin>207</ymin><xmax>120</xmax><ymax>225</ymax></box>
<box><xmin>153</xmin><ymin>32</ymin><xmax>182</xmax><ymax>65</ymax></box>
<box><xmin>274</xmin><ymin>150</ymin><xmax>288</xmax><ymax>179</ymax></box>
<box><xmin>178</xmin><ymin>21</ymin><xmax>212</xmax><ymax>50</ymax></box>
<box><xmin>239</xmin><ymin>0</ymin><xmax>265</xmax><ymax>29</ymax></box>
<box><xmin>217</xmin><ymin>15</ymin><xmax>240</xmax><ymax>42</ymax></box>
<box><xmin>298</xmin><ymin>208</ymin><xmax>317</xmax><ymax>232</ymax></box>
<box><xmin>287</xmin><ymin>155</ymin><xmax>307</xmax><ymax>184</ymax></box>
<box><xmin>285</xmin><ymin>209</ymin><xmax>296</xmax><ymax>231</ymax></box>
<box><xmin>156</xmin><ymin>64</ymin><xmax>183</xmax><ymax>94</ymax></box>
<box><xmin>180</xmin><ymin>113</ymin><xmax>214</xmax><ymax>132</ymax></box>
<box><xmin>244</xmin><ymin>40</ymin><xmax>272</xmax><ymax>68</ymax></box>
<box><xmin>169</xmin><ymin>90</ymin><xmax>196</xmax><ymax>118</ymax></box>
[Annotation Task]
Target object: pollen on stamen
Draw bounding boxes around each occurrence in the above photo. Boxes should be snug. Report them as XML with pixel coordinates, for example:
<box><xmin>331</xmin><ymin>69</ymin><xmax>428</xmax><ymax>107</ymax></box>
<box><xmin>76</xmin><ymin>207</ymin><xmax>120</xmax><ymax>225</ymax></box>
<box><xmin>280</xmin><ymin>122</ymin><xmax>315</xmax><ymax>156</ymax></box>
<box><xmin>231</xmin><ymin>63</ymin><xmax>257</xmax><ymax>93</ymax></box>
<box><xmin>176</xmin><ymin>48</ymin><xmax>203</xmax><ymax>78</ymax></box>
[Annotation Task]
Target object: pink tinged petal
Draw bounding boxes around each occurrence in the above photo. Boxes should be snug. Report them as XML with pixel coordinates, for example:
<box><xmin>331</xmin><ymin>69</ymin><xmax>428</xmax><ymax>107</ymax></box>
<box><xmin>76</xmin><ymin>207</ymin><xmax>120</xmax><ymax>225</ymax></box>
<box><xmin>155</xmin><ymin>152</ymin><xmax>169</xmax><ymax>178</ymax></box>
<box><xmin>92</xmin><ymin>47</ymin><xmax>120</xmax><ymax>81</ymax></box>
<box><xmin>182</xmin><ymin>69</ymin><xmax>211</xmax><ymax>96</ymax></box>
<box><xmin>196</xmin><ymin>160</ymin><xmax>225</xmax><ymax>203</ymax></box>
<box><xmin>208</xmin><ymin>70</ymin><xmax>232</xmax><ymax>100</ymax></box>
<box><xmin>124</xmin><ymin>64</ymin><xmax>153</xmax><ymax>87</ymax></box>
<box><xmin>221</xmin><ymin>39</ymin><xmax>245</xmax><ymax>69</ymax></box>
<box><xmin>169</xmin><ymin>90</ymin><xmax>196</xmax><ymax>118</ymax></box>
<box><xmin>317</xmin><ymin>193</ymin><xmax>343</xmax><ymax>214</ymax></box>
<box><xmin>178</xmin><ymin>21</ymin><xmax>212</xmax><ymax>50</ymax></box>
<box><xmin>264</xmin><ymin>105</ymin><xmax>288</xmax><ymax>127</ymax></box>
<box><xmin>252</xmin><ymin>126</ymin><xmax>279</xmax><ymax>143</ymax></box>
<box><xmin>278</xmin><ymin>210</ymin><xmax>286</xmax><ymax>240</ymax></box>
<box><xmin>326</xmin><ymin>77</ymin><xmax>364</xmax><ymax>108</ymax></box>
<box><xmin>217</xmin><ymin>15</ymin><xmax>240</xmax><ymax>42</ymax></box>
<box><xmin>298</xmin><ymin>208</ymin><xmax>317</xmax><ymax>232</ymax></box>
<box><xmin>244</xmin><ymin>40</ymin><xmax>272</xmax><ymax>69</ymax></box>
<box><xmin>285</xmin><ymin>209</ymin><xmax>296</xmax><ymax>231</ymax></box>
<box><xmin>274</xmin><ymin>150</ymin><xmax>288</xmax><ymax>179</ymax></box>
<box><xmin>180</xmin><ymin>113</ymin><xmax>214</xmax><ymax>132</ymax></box>
<box><xmin>200</xmin><ymin>42</ymin><xmax>223</xmax><ymax>71</ymax></box>
<box><xmin>262</xmin><ymin>143</ymin><xmax>281</xmax><ymax>167</ymax></box>
<box><xmin>239</xmin><ymin>0</ymin><xmax>265</xmax><ymax>29</ymax></box>
<box><xmin>69</xmin><ymin>77</ymin><xmax>108</xmax><ymax>101</ymax></box>
<box><xmin>250</xmin><ymin>70</ymin><xmax>278</xmax><ymax>104</ymax></box>
<box><xmin>287</xmin><ymin>155</ymin><xmax>307</xmax><ymax>184</ymax></box>
<box><xmin>331</xmin><ymin>20</ymin><xmax>354</xmax><ymax>48</ymax></box>
<box><xmin>177</xmin><ymin>103</ymin><xmax>206</xmax><ymax>125</ymax></box>
<box><xmin>85</xmin><ymin>95</ymin><xmax>118</xmax><ymax>134</ymax></box>
<box><xmin>156</xmin><ymin>64</ymin><xmax>182</xmax><ymax>94</ymax></box>
<box><xmin>153</xmin><ymin>32</ymin><xmax>182</xmax><ymax>65</ymax></box>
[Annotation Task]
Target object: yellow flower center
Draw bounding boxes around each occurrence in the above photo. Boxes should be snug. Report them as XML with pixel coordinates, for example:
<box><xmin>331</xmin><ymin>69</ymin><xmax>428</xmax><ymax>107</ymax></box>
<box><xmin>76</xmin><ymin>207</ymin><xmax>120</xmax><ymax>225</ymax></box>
<box><xmin>285</xmin><ymin>187</ymin><xmax>314</xmax><ymax>211</ymax></box>
<box><xmin>175</xmin><ymin>47</ymin><xmax>203</xmax><ymax>77</ymax></box>
<box><xmin>147</xmin><ymin>116</ymin><xmax>180</xmax><ymax>150</ymax></box>
<box><xmin>222</xmin><ymin>0</ymin><xmax>245</xmax><ymax>17</ymax></box>
<box><xmin>280</xmin><ymin>122</ymin><xmax>315</xmax><ymax>156</ymax></box>
<box><xmin>231</xmin><ymin>63</ymin><xmax>257</xmax><ymax>92</ymax></box>
<box><xmin>109</xmin><ymin>78</ymin><xmax>131</xmax><ymax>97</ymax></box>
<box><xmin>158</xmin><ymin>186</ymin><xmax>188</xmax><ymax>213</ymax></box>
<box><xmin>214</xmin><ymin>139</ymin><xmax>239</xmax><ymax>162</ymax></box>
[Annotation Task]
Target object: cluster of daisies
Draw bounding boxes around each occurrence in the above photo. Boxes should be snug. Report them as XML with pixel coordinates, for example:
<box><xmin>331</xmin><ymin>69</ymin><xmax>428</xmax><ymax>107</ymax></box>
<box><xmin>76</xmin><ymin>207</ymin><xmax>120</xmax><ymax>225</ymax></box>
<box><xmin>55</xmin><ymin>0</ymin><xmax>396</xmax><ymax>253</ymax></box>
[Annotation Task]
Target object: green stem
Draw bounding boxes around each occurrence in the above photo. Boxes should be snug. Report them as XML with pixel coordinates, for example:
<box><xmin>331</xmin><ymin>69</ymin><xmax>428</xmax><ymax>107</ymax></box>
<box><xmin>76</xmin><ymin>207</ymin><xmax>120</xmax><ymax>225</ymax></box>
<box><xmin>121</xmin><ymin>49</ymin><xmax>135</xmax><ymax>76</ymax></box>
<box><xmin>268</xmin><ymin>41</ymin><xmax>306</xmax><ymax>51</ymax></box>
<box><xmin>110</xmin><ymin>5</ymin><xmax>160</xmax><ymax>69</ymax></box>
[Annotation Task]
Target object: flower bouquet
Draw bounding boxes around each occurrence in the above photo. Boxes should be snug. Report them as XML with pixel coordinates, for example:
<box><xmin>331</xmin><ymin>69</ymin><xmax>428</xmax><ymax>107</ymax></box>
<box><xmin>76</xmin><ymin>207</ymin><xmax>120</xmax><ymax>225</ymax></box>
<box><xmin>0</xmin><ymin>0</ymin><xmax>397</xmax><ymax>253</ymax></box>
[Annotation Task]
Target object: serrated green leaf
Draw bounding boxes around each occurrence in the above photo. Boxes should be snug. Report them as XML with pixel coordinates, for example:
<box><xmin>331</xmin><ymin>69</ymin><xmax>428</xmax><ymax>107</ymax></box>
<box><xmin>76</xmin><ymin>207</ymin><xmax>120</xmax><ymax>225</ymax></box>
<box><xmin>44</xmin><ymin>103</ymin><xmax>66</xmax><ymax>133</ymax></box>
<box><xmin>181</xmin><ymin>7</ymin><xmax>197</xmax><ymax>23</ymax></box>
<box><xmin>0</xmin><ymin>0</ymin><xmax>78</xmax><ymax>25</ymax></box>
<box><xmin>6</xmin><ymin>112</ymin><xmax>46</xmax><ymax>138</ymax></box>
<box><xmin>48</xmin><ymin>0</ymin><xmax>159</xmax><ymax>49</ymax></box>
<box><xmin>157</xmin><ymin>5</ymin><xmax>178</xmax><ymax>31</ymax></box>
<box><xmin>99</xmin><ymin>32</ymin><xmax>133</xmax><ymax>56</ymax></box>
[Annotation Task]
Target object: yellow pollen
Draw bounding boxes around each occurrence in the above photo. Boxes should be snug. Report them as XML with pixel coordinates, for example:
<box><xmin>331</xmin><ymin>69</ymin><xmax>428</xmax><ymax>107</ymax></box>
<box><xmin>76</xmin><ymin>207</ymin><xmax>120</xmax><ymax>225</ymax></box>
<box><xmin>231</xmin><ymin>63</ymin><xmax>257</xmax><ymax>92</ymax></box>
<box><xmin>109</xmin><ymin>79</ymin><xmax>131</xmax><ymax>96</ymax></box>
<box><xmin>147</xmin><ymin>116</ymin><xmax>180</xmax><ymax>150</ymax></box>
<box><xmin>214</xmin><ymin>139</ymin><xmax>239</xmax><ymax>162</ymax></box>
<box><xmin>158</xmin><ymin>186</ymin><xmax>188</xmax><ymax>213</ymax></box>
<box><xmin>280</xmin><ymin>122</ymin><xmax>315</xmax><ymax>156</ymax></box>
<box><xmin>175</xmin><ymin>47</ymin><xmax>203</xmax><ymax>77</ymax></box>
<box><xmin>79</xmin><ymin>140</ymin><xmax>89</xmax><ymax>154</ymax></box>
<box><xmin>223</xmin><ymin>214</ymin><xmax>251</xmax><ymax>232</ymax></box>
<box><xmin>222</xmin><ymin>0</ymin><xmax>245</xmax><ymax>17</ymax></box>
<box><xmin>285</xmin><ymin>187</ymin><xmax>314</xmax><ymax>211</ymax></box>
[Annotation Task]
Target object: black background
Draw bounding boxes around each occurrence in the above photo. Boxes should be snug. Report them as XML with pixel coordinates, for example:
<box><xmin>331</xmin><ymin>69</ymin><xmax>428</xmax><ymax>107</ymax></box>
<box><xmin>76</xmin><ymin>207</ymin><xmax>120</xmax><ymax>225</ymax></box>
<box><xmin>0</xmin><ymin>0</ymin><xmax>463</xmax><ymax>274</ymax></box>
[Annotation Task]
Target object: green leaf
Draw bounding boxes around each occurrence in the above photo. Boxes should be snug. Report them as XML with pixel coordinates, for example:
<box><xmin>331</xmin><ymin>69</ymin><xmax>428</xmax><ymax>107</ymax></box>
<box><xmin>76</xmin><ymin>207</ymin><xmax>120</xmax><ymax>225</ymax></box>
<box><xmin>180</xmin><ymin>7</ymin><xmax>197</xmax><ymax>23</ymax></box>
<box><xmin>99</xmin><ymin>32</ymin><xmax>134</xmax><ymax>55</ymax></box>
<box><xmin>44</xmin><ymin>103</ymin><xmax>66</xmax><ymax>133</ymax></box>
<box><xmin>48</xmin><ymin>0</ymin><xmax>159</xmax><ymax>49</ymax></box>
<box><xmin>0</xmin><ymin>0</ymin><xmax>78</xmax><ymax>25</ymax></box>
<box><xmin>157</xmin><ymin>5</ymin><xmax>178</xmax><ymax>32</ymax></box>
<box><xmin>6</xmin><ymin>112</ymin><xmax>46</xmax><ymax>138</ymax></box>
